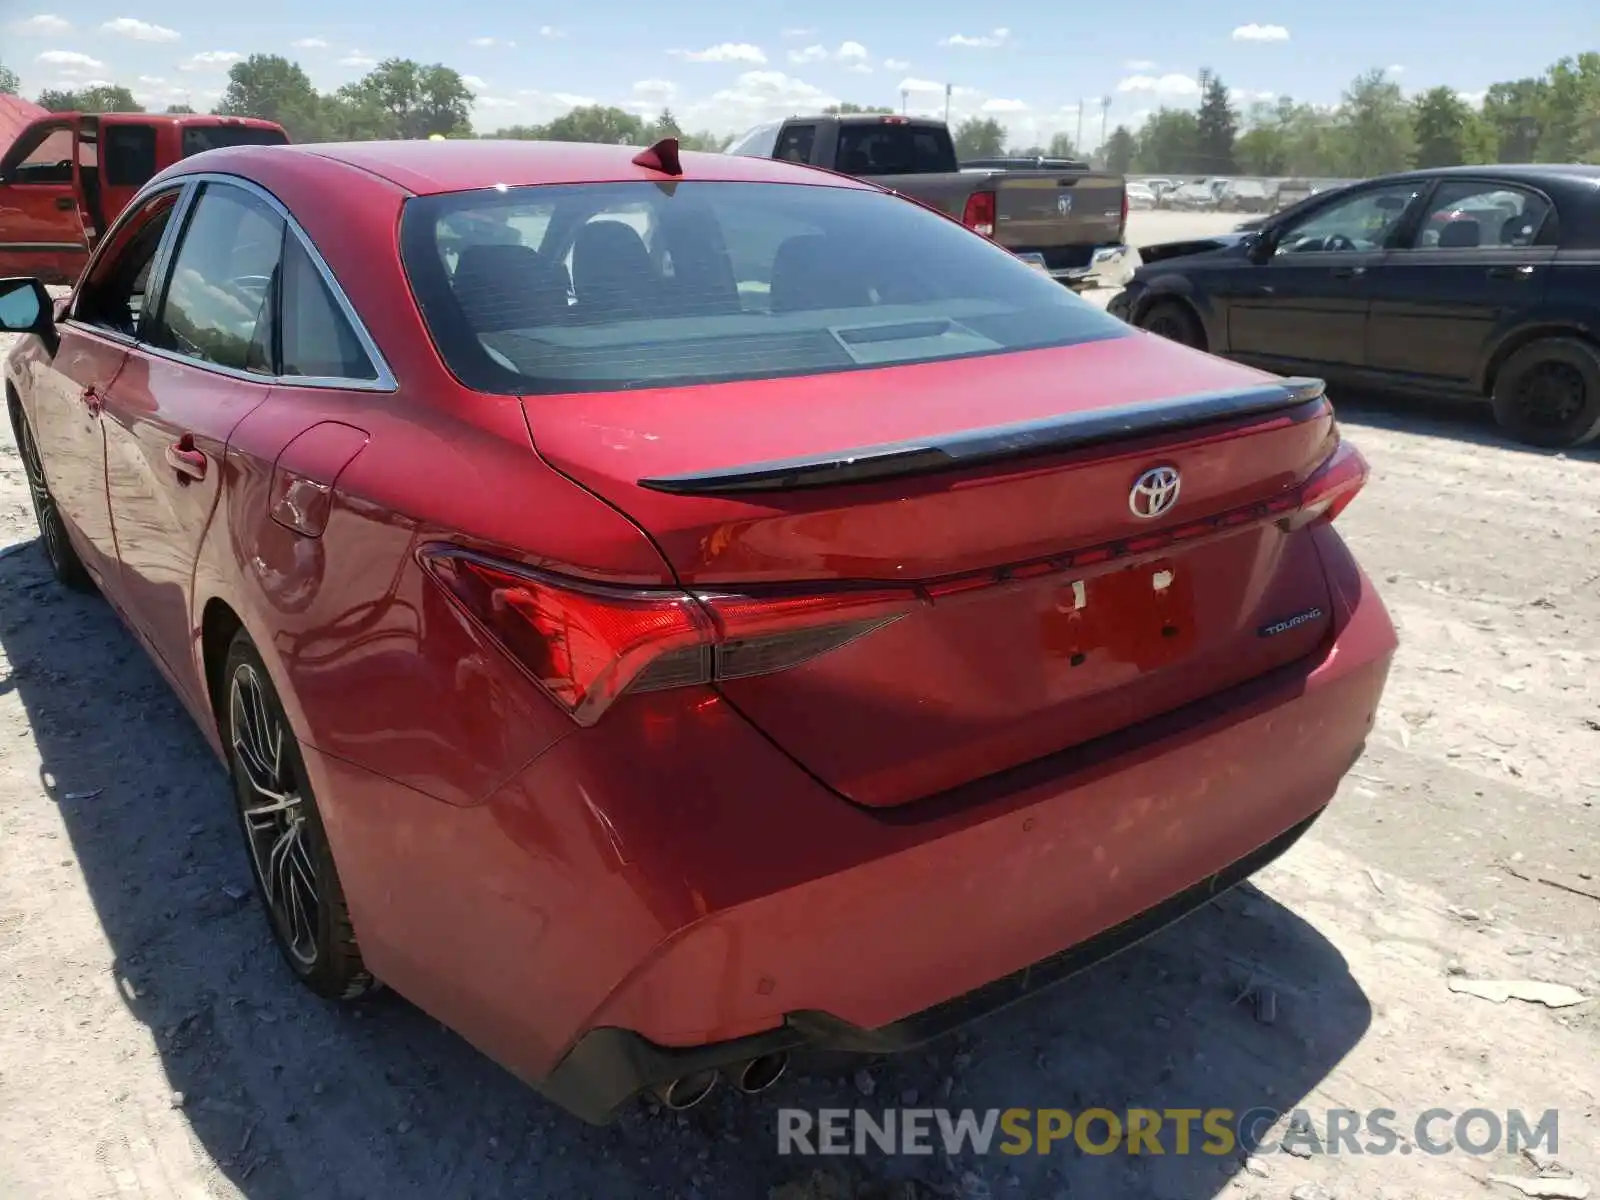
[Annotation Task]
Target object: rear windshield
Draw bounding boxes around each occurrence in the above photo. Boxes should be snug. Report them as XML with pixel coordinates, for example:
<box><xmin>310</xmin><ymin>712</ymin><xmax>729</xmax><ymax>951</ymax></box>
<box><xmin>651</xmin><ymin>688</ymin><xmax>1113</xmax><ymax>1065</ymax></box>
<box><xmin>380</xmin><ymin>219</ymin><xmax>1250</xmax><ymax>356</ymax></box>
<box><xmin>181</xmin><ymin>125</ymin><xmax>289</xmax><ymax>156</ymax></box>
<box><xmin>835</xmin><ymin>124</ymin><xmax>957</xmax><ymax>175</ymax></box>
<box><xmin>399</xmin><ymin>181</ymin><xmax>1126</xmax><ymax>395</ymax></box>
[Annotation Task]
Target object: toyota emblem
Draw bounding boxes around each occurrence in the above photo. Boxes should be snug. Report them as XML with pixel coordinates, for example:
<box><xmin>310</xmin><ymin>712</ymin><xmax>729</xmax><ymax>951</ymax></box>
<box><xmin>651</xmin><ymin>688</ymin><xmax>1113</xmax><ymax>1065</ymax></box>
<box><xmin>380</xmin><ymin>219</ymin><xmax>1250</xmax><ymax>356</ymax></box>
<box><xmin>1129</xmin><ymin>466</ymin><xmax>1181</xmax><ymax>519</ymax></box>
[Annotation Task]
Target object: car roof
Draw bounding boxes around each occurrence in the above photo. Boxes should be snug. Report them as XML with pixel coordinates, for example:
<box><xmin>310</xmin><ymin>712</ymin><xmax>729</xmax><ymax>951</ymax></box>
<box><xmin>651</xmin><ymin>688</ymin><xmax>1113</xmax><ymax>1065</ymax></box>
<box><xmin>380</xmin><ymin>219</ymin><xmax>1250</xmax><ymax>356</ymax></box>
<box><xmin>175</xmin><ymin>139</ymin><xmax>875</xmax><ymax>197</ymax></box>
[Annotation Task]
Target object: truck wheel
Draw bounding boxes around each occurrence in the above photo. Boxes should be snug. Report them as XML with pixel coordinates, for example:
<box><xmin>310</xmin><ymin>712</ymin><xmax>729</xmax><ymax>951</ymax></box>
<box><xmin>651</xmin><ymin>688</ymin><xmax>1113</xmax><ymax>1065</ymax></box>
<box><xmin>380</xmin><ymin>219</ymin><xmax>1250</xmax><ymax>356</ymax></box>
<box><xmin>1489</xmin><ymin>337</ymin><xmax>1600</xmax><ymax>449</ymax></box>
<box><xmin>1138</xmin><ymin>300</ymin><xmax>1206</xmax><ymax>351</ymax></box>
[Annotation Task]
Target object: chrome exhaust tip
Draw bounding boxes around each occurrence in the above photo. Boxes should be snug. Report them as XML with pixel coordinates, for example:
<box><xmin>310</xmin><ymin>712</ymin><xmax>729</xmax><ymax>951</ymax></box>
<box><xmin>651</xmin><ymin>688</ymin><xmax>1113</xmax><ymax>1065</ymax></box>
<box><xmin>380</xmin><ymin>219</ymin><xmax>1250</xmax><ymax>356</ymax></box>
<box><xmin>652</xmin><ymin>1069</ymin><xmax>719</xmax><ymax>1110</ymax></box>
<box><xmin>734</xmin><ymin>1051</ymin><xmax>790</xmax><ymax>1095</ymax></box>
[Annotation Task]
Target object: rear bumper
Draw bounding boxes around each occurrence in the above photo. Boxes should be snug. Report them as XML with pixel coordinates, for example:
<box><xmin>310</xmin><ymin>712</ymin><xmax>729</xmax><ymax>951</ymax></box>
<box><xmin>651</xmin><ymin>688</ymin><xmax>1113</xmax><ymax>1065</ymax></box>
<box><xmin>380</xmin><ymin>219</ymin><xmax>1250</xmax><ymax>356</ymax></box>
<box><xmin>311</xmin><ymin>527</ymin><xmax>1393</xmax><ymax>1127</ymax></box>
<box><xmin>1050</xmin><ymin>242</ymin><xmax>1140</xmax><ymax>290</ymax></box>
<box><xmin>542</xmin><ymin>808</ymin><xmax>1323</xmax><ymax>1123</ymax></box>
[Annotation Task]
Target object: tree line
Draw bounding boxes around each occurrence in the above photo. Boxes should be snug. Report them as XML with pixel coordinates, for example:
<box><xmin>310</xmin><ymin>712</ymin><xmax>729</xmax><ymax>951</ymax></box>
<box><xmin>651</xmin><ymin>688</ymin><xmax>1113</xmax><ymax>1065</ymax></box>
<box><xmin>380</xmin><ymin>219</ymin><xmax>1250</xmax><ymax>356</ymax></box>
<box><xmin>0</xmin><ymin>53</ymin><xmax>734</xmax><ymax>151</ymax></box>
<box><xmin>1100</xmin><ymin>54</ymin><xmax>1600</xmax><ymax>178</ymax></box>
<box><xmin>3</xmin><ymin>50</ymin><xmax>1597</xmax><ymax>178</ymax></box>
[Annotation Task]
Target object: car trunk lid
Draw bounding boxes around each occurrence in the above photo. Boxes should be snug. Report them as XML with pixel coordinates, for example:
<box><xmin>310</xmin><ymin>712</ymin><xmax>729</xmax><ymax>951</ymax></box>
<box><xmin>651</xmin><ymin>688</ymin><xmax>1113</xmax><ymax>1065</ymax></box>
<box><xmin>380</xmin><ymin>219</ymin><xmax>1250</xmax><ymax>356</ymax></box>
<box><xmin>524</xmin><ymin>333</ymin><xmax>1346</xmax><ymax>807</ymax></box>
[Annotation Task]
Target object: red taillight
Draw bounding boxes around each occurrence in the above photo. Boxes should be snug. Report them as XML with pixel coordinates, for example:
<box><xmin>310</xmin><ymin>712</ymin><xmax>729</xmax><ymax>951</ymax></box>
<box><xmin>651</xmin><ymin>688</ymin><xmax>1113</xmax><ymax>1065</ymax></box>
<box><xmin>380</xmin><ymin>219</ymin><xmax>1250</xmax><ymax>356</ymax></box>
<box><xmin>1279</xmin><ymin>438</ymin><xmax>1368</xmax><ymax>530</ymax></box>
<box><xmin>962</xmin><ymin>190</ymin><xmax>996</xmax><ymax>238</ymax></box>
<box><xmin>420</xmin><ymin>548</ymin><xmax>920</xmax><ymax>725</ymax></box>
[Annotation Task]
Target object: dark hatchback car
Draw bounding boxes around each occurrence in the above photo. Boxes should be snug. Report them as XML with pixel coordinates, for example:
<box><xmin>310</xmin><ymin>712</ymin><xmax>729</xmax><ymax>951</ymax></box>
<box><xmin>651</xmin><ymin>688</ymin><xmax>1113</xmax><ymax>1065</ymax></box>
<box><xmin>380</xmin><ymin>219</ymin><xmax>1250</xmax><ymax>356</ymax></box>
<box><xmin>1109</xmin><ymin>165</ymin><xmax>1600</xmax><ymax>447</ymax></box>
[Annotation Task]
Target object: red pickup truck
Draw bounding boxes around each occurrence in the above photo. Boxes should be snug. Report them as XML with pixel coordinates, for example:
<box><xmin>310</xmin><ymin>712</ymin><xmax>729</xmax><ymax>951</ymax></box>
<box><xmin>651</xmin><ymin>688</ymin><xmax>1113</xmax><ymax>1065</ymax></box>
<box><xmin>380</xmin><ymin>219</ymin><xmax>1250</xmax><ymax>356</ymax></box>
<box><xmin>0</xmin><ymin>109</ymin><xmax>288</xmax><ymax>284</ymax></box>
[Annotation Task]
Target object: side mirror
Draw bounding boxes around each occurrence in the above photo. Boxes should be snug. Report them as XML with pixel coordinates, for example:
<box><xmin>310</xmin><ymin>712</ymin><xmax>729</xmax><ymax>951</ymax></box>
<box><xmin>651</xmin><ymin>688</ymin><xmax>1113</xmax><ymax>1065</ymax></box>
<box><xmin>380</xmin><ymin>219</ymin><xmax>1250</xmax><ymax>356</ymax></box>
<box><xmin>1247</xmin><ymin>231</ymin><xmax>1277</xmax><ymax>264</ymax></box>
<box><xmin>0</xmin><ymin>277</ymin><xmax>56</xmax><ymax>339</ymax></box>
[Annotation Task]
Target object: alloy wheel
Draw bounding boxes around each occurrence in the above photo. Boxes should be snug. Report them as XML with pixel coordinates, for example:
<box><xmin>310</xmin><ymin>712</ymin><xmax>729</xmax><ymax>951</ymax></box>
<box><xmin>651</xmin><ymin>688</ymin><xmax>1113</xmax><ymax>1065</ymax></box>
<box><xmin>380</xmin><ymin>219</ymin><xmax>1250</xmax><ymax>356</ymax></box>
<box><xmin>230</xmin><ymin>662</ymin><xmax>321</xmax><ymax>967</ymax></box>
<box><xmin>16</xmin><ymin>412</ymin><xmax>68</xmax><ymax>573</ymax></box>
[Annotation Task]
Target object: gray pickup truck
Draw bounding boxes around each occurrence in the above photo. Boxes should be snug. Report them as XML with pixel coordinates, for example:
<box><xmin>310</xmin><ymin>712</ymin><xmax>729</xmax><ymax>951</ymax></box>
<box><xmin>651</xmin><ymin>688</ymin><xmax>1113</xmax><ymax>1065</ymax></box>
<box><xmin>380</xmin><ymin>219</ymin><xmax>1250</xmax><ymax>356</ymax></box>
<box><xmin>726</xmin><ymin>113</ymin><xmax>1135</xmax><ymax>290</ymax></box>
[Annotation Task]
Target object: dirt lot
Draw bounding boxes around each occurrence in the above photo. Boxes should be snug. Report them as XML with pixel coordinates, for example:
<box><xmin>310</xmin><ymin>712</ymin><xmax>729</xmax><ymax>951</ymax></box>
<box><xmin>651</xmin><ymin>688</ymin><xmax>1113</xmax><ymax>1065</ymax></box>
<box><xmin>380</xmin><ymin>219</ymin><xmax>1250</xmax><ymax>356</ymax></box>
<box><xmin>2</xmin><ymin>213</ymin><xmax>1598</xmax><ymax>1200</ymax></box>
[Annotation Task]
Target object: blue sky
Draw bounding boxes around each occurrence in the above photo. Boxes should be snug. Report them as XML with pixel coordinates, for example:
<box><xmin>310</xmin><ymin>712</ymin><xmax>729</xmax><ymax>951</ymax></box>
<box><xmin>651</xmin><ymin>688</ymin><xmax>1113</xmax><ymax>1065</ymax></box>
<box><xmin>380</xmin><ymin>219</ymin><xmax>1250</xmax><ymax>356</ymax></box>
<box><xmin>1</xmin><ymin>1</ymin><xmax>1583</xmax><ymax>145</ymax></box>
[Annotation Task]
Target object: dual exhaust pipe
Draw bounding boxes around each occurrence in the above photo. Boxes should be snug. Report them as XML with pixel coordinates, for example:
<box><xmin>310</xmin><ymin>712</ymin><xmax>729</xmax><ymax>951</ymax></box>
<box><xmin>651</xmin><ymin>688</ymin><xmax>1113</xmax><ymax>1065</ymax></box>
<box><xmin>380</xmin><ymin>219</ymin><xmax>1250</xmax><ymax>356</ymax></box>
<box><xmin>651</xmin><ymin>1050</ymin><xmax>790</xmax><ymax>1110</ymax></box>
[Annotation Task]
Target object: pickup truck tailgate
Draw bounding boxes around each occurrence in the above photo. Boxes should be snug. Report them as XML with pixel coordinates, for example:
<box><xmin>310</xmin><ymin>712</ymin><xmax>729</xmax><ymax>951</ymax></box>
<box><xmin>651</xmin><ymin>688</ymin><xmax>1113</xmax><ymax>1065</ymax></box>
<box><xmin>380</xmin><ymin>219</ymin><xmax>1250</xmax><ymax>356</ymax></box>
<box><xmin>996</xmin><ymin>172</ymin><xmax>1124</xmax><ymax>254</ymax></box>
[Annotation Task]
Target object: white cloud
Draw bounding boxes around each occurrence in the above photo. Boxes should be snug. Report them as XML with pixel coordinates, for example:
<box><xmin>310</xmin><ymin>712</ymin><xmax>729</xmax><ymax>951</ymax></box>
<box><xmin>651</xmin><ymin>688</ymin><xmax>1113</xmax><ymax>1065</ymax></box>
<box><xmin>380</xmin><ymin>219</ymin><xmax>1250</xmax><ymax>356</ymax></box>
<box><xmin>781</xmin><ymin>27</ymin><xmax>816</xmax><ymax>39</ymax></box>
<box><xmin>1385</xmin><ymin>63</ymin><xmax>1405</xmax><ymax>74</ymax></box>
<box><xmin>10</xmin><ymin>14</ymin><xmax>72</xmax><ymax>35</ymax></box>
<box><xmin>899</xmin><ymin>76</ymin><xmax>946</xmax><ymax>94</ymax></box>
<box><xmin>1231</xmin><ymin>23</ymin><xmax>1289</xmax><ymax>42</ymax></box>
<box><xmin>538</xmin><ymin>25</ymin><xmax>563</xmax><ymax>38</ymax></box>
<box><xmin>1117</xmin><ymin>72</ymin><xmax>1201</xmax><ymax>98</ymax></box>
<box><xmin>883</xmin><ymin>57</ymin><xmax>910</xmax><ymax>72</ymax></box>
<box><xmin>462</xmin><ymin>75</ymin><xmax>488</xmax><ymax>90</ymax></box>
<box><xmin>338</xmin><ymin>51</ymin><xmax>377</xmax><ymax>67</ymax></box>
<box><xmin>517</xmin><ymin>88</ymin><xmax>596</xmax><ymax>108</ymax></box>
<box><xmin>477</xmin><ymin>97</ymin><xmax>519</xmax><ymax>110</ymax></box>
<box><xmin>675</xmin><ymin>69</ymin><xmax>835</xmax><ymax>132</ymax></box>
<box><xmin>138</xmin><ymin>74</ymin><xmax>166</xmax><ymax>84</ymax></box>
<box><xmin>940</xmin><ymin>27</ymin><xmax>1011</xmax><ymax>49</ymax></box>
<box><xmin>180</xmin><ymin>50</ymin><xmax>243</xmax><ymax>72</ymax></box>
<box><xmin>632</xmin><ymin>78</ymin><xmax>679</xmax><ymax>101</ymax></box>
<box><xmin>292</xmin><ymin>37</ymin><xmax>328</xmax><ymax>49</ymax></box>
<box><xmin>672</xmin><ymin>42</ymin><xmax>766</xmax><ymax>64</ymax></box>
<box><xmin>470</xmin><ymin>36</ymin><xmax>519</xmax><ymax>48</ymax></box>
<box><xmin>101</xmin><ymin>17</ymin><xmax>180</xmax><ymax>42</ymax></box>
<box><xmin>789</xmin><ymin>40</ymin><xmax>871</xmax><ymax>68</ymax></box>
<box><xmin>1124</xmin><ymin>59</ymin><xmax>1156</xmax><ymax>70</ymax></box>
<box><xmin>982</xmin><ymin>98</ymin><xmax>1028</xmax><ymax>113</ymax></box>
<box><xmin>1456</xmin><ymin>88</ymin><xmax>1487</xmax><ymax>107</ymax></box>
<box><xmin>36</xmin><ymin>49</ymin><xmax>105</xmax><ymax>72</ymax></box>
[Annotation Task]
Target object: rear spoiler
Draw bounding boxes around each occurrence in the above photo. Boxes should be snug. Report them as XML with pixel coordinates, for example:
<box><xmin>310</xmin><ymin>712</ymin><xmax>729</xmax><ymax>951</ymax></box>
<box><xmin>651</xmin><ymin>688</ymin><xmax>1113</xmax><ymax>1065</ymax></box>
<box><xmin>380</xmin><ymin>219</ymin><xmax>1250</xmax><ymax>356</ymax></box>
<box><xmin>638</xmin><ymin>377</ymin><xmax>1328</xmax><ymax>495</ymax></box>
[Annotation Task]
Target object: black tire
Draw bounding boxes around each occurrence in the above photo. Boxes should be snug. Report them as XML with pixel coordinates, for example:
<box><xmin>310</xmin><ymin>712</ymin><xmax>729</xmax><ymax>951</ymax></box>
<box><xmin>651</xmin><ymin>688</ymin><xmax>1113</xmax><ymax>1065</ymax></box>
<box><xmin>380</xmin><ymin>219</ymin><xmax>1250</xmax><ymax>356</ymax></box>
<box><xmin>1139</xmin><ymin>299</ymin><xmax>1206</xmax><ymax>350</ymax></box>
<box><xmin>7</xmin><ymin>394</ymin><xmax>95</xmax><ymax>592</ymax></box>
<box><xmin>222</xmin><ymin>632</ymin><xmax>375</xmax><ymax>1000</ymax></box>
<box><xmin>1489</xmin><ymin>337</ymin><xmax>1600</xmax><ymax>449</ymax></box>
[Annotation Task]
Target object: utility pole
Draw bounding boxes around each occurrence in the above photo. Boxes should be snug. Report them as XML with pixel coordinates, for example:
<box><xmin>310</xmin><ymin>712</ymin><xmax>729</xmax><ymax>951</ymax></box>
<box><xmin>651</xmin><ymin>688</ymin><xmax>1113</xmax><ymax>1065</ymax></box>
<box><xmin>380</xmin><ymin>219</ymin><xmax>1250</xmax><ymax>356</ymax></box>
<box><xmin>944</xmin><ymin>83</ymin><xmax>952</xmax><ymax>123</ymax></box>
<box><xmin>1075</xmin><ymin>98</ymin><xmax>1084</xmax><ymax>151</ymax></box>
<box><xmin>1100</xmin><ymin>96</ymin><xmax>1111</xmax><ymax>156</ymax></box>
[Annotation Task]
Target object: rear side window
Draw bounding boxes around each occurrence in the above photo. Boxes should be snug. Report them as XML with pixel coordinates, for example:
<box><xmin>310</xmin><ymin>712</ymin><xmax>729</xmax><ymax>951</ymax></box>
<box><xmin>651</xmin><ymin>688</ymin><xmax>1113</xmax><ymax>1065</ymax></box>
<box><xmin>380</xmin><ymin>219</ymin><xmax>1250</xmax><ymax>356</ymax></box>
<box><xmin>400</xmin><ymin>180</ymin><xmax>1128</xmax><ymax>395</ymax></box>
<box><xmin>103</xmin><ymin>124</ymin><xmax>158</xmax><ymax>188</ymax></box>
<box><xmin>149</xmin><ymin>183</ymin><xmax>285</xmax><ymax>373</ymax></box>
<box><xmin>835</xmin><ymin>125</ymin><xmax>957</xmax><ymax>175</ymax></box>
<box><xmin>279</xmin><ymin>235</ymin><xmax>378</xmax><ymax>380</ymax></box>
<box><xmin>1411</xmin><ymin>182</ymin><xmax>1555</xmax><ymax>249</ymax></box>
<box><xmin>182</xmin><ymin>125</ymin><xmax>290</xmax><ymax>156</ymax></box>
<box><xmin>773</xmin><ymin>124</ymin><xmax>816</xmax><ymax>164</ymax></box>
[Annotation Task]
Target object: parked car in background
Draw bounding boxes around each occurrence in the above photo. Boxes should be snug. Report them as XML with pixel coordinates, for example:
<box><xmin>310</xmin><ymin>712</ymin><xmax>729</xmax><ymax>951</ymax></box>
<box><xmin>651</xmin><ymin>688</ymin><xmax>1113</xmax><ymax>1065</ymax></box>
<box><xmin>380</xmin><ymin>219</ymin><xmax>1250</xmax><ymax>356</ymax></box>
<box><xmin>1167</xmin><ymin>181</ymin><xmax>1217</xmax><ymax>211</ymax></box>
<box><xmin>0</xmin><ymin>110</ymin><xmax>288</xmax><ymax>283</ymax></box>
<box><xmin>1108</xmin><ymin>164</ymin><xmax>1600</xmax><ymax>447</ymax></box>
<box><xmin>728</xmin><ymin>114</ymin><xmax>1134</xmax><ymax>288</ymax></box>
<box><xmin>1273</xmin><ymin>179</ymin><xmax>1320</xmax><ymax>212</ymax></box>
<box><xmin>3</xmin><ymin>135</ymin><xmax>1395</xmax><ymax>1125</ymax></box>
<box><xmin>1127</xmin><ymin>181</ymin><xmax>1157</xmax><ymax>211</ymax></box>
<box><xmin>1218</xmin><ymin>179</ymin><xmax>1272</xmax><ymax>213</ymax></box>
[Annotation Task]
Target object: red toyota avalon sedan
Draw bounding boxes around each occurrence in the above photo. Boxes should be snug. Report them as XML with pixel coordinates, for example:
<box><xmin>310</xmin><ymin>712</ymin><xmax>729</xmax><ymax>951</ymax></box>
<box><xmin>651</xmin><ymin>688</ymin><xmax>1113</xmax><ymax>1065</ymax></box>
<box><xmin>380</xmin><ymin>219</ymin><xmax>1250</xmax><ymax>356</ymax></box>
<box><xmin>0</xmin><ymin>138</ymin><xmax>1395</xmax><ymax>1122</ymax></box>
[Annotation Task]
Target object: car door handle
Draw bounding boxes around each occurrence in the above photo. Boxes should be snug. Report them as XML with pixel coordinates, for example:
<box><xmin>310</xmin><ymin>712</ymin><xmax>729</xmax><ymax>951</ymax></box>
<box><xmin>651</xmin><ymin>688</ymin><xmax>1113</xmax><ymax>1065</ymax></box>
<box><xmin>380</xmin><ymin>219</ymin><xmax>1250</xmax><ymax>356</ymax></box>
<box><xmin>165</xmin><ymin>435</ymin><xmax>207</xmax><ymax>483</ymax></box>
<box><xmin>1331</xmin><ymin>265</ymin><xmax>1366</xmax><ymax>279</ymax></box>
<box><xmin>1487</xmin><ymin>264</ymin><xmax>1536</xmax><ymax>280</ymax></box>
<box><xmin>55</xmin><ymin>196</ymin><xmax>75</xmax><ymax>211</ymax></box>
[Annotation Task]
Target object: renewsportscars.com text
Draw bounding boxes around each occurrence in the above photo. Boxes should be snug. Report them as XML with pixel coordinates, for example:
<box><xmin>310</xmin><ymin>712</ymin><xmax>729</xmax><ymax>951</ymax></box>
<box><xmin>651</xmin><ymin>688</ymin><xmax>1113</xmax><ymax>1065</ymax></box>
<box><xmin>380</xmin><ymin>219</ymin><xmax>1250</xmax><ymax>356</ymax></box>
<box><xmin>776</xmin><ymin>1107</ymin><xmax>1560</xmax><ymax>1158</ymax></box>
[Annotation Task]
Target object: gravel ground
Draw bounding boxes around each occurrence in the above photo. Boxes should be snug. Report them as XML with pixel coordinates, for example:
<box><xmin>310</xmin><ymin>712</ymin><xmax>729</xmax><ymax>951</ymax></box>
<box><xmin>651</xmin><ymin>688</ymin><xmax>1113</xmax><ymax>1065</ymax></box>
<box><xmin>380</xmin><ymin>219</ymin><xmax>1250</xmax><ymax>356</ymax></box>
<box><xmin>1</xmin><ymin>214</ymin><xmax>1598</xmax><ymax>1200</ymax></box>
